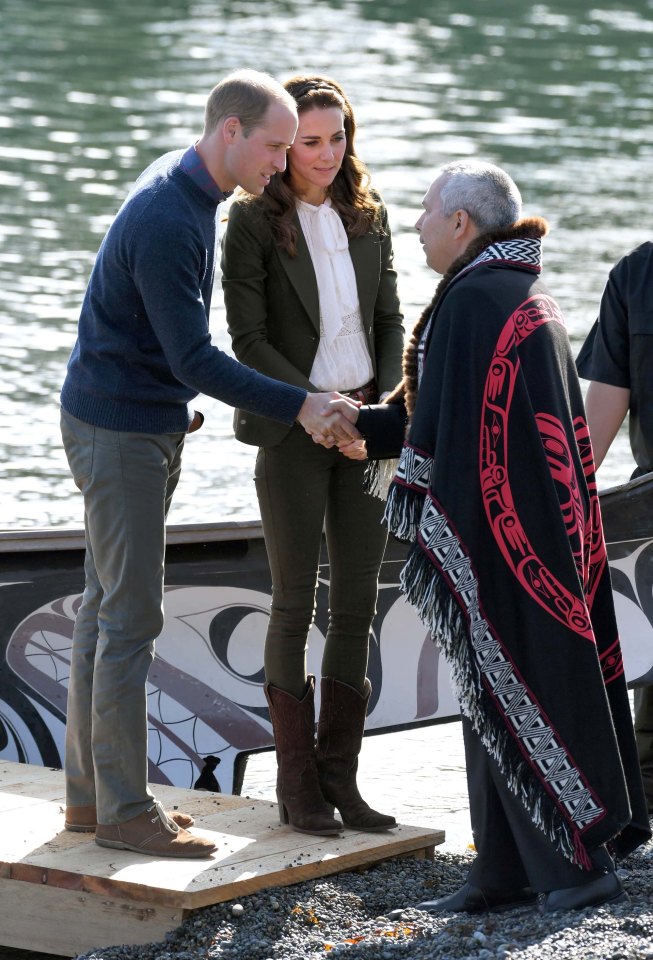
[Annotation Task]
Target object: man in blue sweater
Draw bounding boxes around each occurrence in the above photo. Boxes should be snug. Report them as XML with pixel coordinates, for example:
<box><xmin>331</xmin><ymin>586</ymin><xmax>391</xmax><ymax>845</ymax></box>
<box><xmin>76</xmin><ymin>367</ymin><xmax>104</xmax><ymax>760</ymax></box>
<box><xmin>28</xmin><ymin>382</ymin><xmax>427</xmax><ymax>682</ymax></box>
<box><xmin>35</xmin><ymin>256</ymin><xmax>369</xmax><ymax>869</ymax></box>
<box><xmin>60</xmin><ymin>69</ymin><xmax>359</xmax><ymax>858</ymax></box>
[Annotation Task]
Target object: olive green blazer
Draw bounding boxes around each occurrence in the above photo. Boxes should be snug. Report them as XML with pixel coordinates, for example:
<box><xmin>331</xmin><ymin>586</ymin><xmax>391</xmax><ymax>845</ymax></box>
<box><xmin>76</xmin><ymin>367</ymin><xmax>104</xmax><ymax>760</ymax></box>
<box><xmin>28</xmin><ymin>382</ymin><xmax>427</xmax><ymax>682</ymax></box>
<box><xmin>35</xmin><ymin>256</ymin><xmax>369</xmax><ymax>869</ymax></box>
<box><xmin>221</xmin><ymin>197</ymin><xmax>405</xmax><ymax>447</ymax></box>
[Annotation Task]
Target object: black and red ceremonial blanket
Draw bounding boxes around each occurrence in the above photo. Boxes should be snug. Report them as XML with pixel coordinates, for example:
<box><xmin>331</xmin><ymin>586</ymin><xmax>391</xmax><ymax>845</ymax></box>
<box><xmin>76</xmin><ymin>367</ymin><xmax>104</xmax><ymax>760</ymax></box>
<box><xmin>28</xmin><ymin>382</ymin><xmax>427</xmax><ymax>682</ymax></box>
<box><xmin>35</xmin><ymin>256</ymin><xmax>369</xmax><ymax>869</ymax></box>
<box><xmin>385</xmin><ymin>227</ymin><xmax>651</xmax><ymax>868</ymax></box>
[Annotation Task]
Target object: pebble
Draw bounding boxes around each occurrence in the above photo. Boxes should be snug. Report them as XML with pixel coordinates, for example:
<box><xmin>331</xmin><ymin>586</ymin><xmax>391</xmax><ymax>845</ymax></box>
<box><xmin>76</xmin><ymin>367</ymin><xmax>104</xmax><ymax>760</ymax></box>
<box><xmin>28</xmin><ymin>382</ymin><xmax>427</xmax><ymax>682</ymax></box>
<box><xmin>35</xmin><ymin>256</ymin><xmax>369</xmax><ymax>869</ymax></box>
<box><xmin>72</xmin><ymin>833</ymin><xmax>653</xmax><ymax>960</ymax></box>
<box><xmin>69</xmin><ymin>713</ymin><xmax>652</xmax><ymax>960</ymax></box>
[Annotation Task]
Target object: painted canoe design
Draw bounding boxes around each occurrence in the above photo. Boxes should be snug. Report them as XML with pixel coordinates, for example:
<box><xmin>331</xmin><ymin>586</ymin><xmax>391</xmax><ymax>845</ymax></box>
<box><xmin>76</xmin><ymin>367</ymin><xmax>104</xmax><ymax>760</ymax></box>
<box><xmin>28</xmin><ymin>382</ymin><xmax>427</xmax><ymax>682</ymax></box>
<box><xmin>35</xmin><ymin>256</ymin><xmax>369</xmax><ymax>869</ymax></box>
<box><xmin>1</xmin><ymin>473</ymin><xmax>652</xmax><ymax>794</ymax></box>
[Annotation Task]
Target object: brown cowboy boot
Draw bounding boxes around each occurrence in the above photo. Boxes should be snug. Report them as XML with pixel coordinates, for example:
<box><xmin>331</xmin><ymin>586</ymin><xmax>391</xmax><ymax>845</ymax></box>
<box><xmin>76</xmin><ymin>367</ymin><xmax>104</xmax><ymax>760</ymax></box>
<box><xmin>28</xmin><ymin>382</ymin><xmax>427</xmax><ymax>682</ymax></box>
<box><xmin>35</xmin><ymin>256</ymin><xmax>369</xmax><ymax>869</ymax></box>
<box><xmin>264</xmin><ymin>675</ymin><xmax>342</xmax><ymax>836</ymax></box>
<box><xmin>316</xmin><ymin>676</ymin><xmax>396</xmax><ymax>831</ymax></box>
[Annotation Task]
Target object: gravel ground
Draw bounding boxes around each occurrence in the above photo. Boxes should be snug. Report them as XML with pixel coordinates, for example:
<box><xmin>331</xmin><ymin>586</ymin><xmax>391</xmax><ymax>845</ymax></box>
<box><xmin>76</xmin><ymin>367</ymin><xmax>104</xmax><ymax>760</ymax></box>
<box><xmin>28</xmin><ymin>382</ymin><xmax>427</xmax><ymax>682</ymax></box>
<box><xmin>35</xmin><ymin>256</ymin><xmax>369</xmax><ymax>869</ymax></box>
<box><xmin>72</xmin><ymin>834</ymin><xmax>653</xmax><ymax>960</ymax></box>
<box><xmin>3</xmin><ymin>724</ymin><xmax>651</xmax><ymax>960</ymax></box>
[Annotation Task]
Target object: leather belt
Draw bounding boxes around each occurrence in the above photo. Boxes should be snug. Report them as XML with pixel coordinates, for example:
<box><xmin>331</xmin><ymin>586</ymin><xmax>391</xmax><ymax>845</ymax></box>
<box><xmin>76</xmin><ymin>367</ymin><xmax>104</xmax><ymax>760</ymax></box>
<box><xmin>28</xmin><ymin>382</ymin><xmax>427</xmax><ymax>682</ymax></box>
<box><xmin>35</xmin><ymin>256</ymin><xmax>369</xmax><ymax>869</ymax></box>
<box><xmin>341</xmin><ymin>380</ymin><xmax>378</xmax><ymax>404</ymax></box>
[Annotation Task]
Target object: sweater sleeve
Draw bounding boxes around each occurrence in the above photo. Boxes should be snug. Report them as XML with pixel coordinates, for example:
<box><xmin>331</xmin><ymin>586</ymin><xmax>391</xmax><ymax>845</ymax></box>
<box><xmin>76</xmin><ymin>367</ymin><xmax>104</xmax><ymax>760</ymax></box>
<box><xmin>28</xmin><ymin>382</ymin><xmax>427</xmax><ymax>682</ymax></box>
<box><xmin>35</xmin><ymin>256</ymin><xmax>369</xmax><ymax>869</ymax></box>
<box><xmin>127</xmin><ymin>207</ymin><xmax>306</xmax><ymax>425</ymax></box>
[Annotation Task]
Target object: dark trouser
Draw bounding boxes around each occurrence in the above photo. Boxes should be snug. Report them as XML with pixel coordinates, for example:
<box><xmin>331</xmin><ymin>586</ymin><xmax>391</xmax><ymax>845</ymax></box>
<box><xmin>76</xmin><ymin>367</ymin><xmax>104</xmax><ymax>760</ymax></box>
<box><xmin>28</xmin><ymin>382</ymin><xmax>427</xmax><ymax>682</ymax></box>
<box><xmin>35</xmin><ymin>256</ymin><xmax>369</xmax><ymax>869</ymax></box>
<box><xmin>634</xmin><ymin>686</ymin><xmax>653</xmax><ymax>810</ymax></box>
<box><xmin>255</xmin><ymin>424</ymin><xmax>388</xmax><ymax>699</ymax></box>
<box><xmin>462</xmin><ymin>717</ymin><xmax>613</xmax><ymax>893</ymax></box>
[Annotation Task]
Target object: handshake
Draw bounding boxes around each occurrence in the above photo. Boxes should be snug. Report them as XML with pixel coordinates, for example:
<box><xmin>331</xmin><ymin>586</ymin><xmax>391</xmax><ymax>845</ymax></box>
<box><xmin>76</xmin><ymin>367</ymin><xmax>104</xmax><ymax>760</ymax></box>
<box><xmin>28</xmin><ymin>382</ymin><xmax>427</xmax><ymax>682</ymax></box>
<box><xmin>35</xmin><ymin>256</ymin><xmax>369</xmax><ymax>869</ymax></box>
<box><xmin>296</xmin><ymin>391</ymin><xmax>366</xmax><ymax>460</ymax></box>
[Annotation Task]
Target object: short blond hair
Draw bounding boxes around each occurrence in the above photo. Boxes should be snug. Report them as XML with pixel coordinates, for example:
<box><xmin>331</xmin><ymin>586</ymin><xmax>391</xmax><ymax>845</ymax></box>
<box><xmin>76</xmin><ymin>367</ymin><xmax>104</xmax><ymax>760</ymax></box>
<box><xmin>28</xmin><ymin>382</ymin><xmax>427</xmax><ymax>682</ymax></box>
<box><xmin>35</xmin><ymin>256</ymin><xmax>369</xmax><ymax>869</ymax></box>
<box><xmin>204</xmin><ymin>69</ymin><xmax>296</xmax><ymax>136</ymax></box>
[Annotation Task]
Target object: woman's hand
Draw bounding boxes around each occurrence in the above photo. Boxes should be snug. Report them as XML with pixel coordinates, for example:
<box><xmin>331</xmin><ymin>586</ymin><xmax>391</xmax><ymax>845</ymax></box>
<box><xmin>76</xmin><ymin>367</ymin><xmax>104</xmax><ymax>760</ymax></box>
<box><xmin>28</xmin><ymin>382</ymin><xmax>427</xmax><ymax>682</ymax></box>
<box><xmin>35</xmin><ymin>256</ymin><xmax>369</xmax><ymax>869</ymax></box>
<box><xmin>337</xmin><ymin>438</ymin><xmax>368</xmax><ymax>461</ymax></box>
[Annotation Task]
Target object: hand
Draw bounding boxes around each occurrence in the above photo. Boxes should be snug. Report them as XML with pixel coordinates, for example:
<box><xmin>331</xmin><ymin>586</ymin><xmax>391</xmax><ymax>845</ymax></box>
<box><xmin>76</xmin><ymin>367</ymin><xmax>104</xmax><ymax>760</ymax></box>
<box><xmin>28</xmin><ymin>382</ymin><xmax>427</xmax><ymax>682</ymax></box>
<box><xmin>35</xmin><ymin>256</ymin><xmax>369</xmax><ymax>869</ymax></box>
<box><xmin>325</xmin><ymin>396</ymin><xmax>361</xmax><ymax>424</ymax></box>
<box><xmin>297</xmin><ymin>393</ymin><xmax>361</xmax><ymax>444</ymax></box>
<box><xmin>188</xmin><ymin>410</ymin><xmax>205</xmax><ymax>433</ymax></box>
<box><xmin>337</xmin><ymin>438</ymin><xmax>368</xmax><ymax>460</ymax></box>
<box><xmin>312</xmin><ymin>396</ymin><xmax>362</xmax><ymax>446</ymax></box>
<box><xmin>318</xmin><ymin>397</ymin><xmax>362</xmax><ymax>445</ymax></box>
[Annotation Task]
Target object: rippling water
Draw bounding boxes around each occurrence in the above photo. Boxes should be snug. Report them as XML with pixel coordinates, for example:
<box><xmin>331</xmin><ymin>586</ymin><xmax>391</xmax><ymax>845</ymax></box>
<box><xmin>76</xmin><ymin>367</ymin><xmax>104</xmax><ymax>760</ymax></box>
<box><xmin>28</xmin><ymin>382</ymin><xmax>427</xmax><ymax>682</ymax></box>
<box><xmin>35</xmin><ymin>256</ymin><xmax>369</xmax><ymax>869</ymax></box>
<box><xmin>2</xmin><ymin>0</ymin><xmax>653</xmax><ymax>527</ymax></box>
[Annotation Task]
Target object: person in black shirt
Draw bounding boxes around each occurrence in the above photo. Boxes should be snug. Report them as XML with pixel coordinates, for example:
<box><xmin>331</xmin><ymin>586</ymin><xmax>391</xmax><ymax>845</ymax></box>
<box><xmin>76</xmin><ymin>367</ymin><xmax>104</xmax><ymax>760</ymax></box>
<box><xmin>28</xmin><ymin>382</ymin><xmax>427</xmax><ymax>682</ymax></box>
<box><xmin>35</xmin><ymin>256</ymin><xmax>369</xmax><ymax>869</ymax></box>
<box><xmin>577</xmin><ymin>240</ymin><xmax>653</xmax><ymax>815</ymax></box>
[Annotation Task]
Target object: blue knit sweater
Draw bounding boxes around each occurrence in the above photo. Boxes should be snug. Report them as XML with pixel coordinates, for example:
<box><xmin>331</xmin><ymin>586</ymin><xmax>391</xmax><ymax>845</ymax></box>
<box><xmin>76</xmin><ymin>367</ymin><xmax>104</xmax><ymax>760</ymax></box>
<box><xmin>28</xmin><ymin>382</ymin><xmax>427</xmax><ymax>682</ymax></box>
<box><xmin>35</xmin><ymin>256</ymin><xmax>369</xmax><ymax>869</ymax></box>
<box><xmin>61</xmin><ymin>148</ymin><xmax>305</xmax><ymax>433</ymax></box>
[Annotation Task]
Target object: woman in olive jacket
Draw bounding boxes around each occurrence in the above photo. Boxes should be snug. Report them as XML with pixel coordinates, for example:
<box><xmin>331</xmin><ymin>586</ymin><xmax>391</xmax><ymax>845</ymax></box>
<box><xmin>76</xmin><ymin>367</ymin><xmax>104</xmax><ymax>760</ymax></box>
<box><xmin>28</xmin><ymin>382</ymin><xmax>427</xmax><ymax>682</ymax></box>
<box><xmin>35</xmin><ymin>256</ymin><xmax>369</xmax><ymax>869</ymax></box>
<box><xmin>221</xmin><ymin>75</ymin><xmax>404</xmax><ymax>836</ymax></box>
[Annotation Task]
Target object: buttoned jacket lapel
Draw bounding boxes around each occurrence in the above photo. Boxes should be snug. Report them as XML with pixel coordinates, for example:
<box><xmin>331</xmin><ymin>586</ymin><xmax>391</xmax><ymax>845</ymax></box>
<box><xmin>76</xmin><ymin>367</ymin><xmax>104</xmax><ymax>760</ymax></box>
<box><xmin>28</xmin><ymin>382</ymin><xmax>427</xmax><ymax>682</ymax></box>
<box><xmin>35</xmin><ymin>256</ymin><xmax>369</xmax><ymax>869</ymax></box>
<box><xmin>276</xmin><ymin>213</ymin><xmax>321</xmax><ymax>334</ymax></box>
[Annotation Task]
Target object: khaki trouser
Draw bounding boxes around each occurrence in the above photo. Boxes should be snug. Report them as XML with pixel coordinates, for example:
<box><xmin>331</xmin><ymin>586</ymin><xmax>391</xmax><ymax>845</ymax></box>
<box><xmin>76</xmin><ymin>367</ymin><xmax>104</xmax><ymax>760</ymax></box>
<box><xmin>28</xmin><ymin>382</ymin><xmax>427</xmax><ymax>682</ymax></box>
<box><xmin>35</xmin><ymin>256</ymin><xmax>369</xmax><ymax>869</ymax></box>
<box><xmin>60</xmin><ymin>409</ymin><xmax>184</xmax><ymax>824</ymax></box>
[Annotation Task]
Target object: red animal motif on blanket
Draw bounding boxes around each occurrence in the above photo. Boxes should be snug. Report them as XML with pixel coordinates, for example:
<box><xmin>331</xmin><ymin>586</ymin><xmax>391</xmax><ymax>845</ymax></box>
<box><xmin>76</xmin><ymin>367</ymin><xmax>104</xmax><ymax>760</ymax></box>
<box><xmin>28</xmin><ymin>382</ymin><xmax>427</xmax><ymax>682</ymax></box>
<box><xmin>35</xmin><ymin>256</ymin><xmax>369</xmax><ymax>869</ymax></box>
<box><xmin>480</xmin><ymin>295</ymin><xmax>605</xmax><ymax>641</ymax></box>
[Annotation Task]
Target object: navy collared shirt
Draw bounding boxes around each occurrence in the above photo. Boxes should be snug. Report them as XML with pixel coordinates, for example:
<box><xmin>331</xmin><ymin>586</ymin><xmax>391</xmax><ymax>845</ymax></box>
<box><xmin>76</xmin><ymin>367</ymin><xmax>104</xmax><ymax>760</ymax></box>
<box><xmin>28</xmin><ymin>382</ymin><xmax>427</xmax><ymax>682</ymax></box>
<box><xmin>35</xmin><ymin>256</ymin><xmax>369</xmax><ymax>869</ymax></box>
<box><xmin>179</xmin><ymin>144</ymin><xmax>232</xmax><ymax>204</ymax></box>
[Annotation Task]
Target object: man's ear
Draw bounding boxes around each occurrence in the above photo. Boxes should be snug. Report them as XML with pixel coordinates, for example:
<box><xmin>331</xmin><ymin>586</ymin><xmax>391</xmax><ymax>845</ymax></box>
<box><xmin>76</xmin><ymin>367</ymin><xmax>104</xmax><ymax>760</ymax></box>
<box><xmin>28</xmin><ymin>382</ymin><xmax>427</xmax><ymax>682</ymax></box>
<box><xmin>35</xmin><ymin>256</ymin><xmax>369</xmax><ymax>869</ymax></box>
<box><xmin>222</xmin><ymin>116</ymin><xmax>241</xmax><ymax>143</ymax></box>
<box><xmin>454</xmin><ymin>209</ymin><xmax>470</xmax><ymax>235</ymax></box>
<box><xmin>455</xmin><ymin>209</ymin><xmax>479</xmax><ymax>245</ymax></box>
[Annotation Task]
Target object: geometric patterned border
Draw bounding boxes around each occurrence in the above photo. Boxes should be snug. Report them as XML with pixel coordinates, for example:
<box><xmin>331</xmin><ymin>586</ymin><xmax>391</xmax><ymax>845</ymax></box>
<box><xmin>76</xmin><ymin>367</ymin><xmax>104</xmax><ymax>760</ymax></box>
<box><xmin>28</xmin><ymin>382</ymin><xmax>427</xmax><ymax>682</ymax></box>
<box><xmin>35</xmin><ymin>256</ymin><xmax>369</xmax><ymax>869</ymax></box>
<box><xmin>418</xmin><ymin>493</ymin><xmax>606</xmax><ymax>835</ymax></box>
<box><xmin>394</xmin><ymin>443</ymin><xmax>432</xmax><ymax>493</ymax></box>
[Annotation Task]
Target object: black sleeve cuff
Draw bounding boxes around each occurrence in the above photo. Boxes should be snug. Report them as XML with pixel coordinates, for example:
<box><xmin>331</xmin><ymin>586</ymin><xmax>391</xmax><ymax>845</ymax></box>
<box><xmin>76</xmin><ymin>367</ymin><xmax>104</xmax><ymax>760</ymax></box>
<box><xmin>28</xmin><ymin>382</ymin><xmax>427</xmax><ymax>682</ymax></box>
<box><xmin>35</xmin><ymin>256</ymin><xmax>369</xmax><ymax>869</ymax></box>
<box><xmin>357</xmin><ymin>402</ymin><xmax>407</xmax><ymax>460</ymax></box>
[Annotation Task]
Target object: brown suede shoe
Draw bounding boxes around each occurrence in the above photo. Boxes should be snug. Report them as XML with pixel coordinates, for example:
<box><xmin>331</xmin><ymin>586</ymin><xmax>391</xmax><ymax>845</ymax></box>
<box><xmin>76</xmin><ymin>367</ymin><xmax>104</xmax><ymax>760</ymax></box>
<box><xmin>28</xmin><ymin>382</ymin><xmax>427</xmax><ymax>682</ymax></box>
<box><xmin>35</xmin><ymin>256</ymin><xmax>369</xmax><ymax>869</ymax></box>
<box><xmin>95</xmin><ymin>801</ymin><xmax>216</xmax><ymax>858</ymax></box>
<box><xmin>65</xmin><ymin>803</ymin><xmax>194</xmax><ymax>832</ymax></box>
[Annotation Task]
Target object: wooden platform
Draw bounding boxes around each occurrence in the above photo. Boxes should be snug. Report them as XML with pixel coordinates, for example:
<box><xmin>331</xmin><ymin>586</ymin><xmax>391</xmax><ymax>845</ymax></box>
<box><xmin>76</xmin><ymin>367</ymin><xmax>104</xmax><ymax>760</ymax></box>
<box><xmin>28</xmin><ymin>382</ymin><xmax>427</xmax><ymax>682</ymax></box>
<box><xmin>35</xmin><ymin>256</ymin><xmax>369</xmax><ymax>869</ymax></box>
<box><xmin>0</xmin><ymin>762</ymin><xmax>444</xmax><ymax>957</ymax></box>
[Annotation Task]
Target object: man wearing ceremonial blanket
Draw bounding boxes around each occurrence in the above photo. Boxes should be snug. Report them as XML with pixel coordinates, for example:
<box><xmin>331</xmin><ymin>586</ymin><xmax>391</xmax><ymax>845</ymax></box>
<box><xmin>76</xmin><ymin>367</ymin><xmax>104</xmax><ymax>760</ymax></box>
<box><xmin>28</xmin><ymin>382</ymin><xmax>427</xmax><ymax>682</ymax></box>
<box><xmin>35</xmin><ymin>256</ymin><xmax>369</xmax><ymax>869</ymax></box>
<box><xmin>349</xmin><ymin>161</ymin><xmax>651</xmax><ymax>913</ymax></box>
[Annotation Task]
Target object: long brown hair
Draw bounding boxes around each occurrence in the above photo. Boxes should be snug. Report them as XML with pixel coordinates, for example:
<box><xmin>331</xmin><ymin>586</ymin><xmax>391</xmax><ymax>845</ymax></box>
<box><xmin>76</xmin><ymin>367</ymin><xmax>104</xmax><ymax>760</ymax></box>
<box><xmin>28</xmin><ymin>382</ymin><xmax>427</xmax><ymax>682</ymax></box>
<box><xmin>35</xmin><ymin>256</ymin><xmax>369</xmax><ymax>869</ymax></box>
<box><xmin>257</xmin><ymin>75</ymin><xmax>381</xmax><ymax>255</ymax></box>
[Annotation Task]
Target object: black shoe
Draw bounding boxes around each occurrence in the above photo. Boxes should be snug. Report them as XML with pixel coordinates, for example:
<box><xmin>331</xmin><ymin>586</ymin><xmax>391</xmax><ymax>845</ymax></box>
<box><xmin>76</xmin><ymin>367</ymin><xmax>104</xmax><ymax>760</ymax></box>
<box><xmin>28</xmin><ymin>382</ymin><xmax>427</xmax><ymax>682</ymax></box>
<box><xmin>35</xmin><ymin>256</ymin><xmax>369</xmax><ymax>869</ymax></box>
<box><xmin>542</xmin><ymin>871</ymin><xmax>627</xmax><ymax>913</ymax></box>
<box><xmin>415</xmin><ymin>881</ymin><xmax>537</xmax><ymax>914</ymax></box>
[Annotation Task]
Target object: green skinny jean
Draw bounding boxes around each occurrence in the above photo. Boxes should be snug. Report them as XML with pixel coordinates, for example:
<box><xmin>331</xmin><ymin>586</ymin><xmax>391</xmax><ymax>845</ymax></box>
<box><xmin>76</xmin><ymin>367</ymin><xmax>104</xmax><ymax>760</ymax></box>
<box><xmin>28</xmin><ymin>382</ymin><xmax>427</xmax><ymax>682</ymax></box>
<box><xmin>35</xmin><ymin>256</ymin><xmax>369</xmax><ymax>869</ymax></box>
<box><xmin>255</xmin><ymin>424</ymin><xmax>388</xmax><ymax>699</ymax></box>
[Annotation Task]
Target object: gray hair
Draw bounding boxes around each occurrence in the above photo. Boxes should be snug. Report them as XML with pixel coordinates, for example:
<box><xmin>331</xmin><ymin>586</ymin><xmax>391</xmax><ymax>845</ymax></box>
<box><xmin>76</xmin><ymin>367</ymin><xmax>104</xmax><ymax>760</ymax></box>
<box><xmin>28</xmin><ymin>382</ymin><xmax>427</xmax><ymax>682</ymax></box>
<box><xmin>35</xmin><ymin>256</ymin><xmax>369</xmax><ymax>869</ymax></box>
<box><xmin>438</xmin><ymin>161</ymin><xmax>522</xmax><ymax>231</ymax></box>
<box><xmin>204</xmin><ymin>69</ymin><xmax>296</xmax><ymax>136</ymax></box>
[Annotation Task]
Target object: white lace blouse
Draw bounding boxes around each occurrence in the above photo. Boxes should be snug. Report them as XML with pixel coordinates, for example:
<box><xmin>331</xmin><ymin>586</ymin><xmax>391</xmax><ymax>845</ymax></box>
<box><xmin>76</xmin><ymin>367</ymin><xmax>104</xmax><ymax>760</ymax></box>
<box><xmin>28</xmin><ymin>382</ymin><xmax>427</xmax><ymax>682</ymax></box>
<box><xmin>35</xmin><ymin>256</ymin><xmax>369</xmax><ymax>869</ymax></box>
<box><xmin>296</xmin><ymin>198</ymin><xmax>374</xmax><ymax>392</ymax></box>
